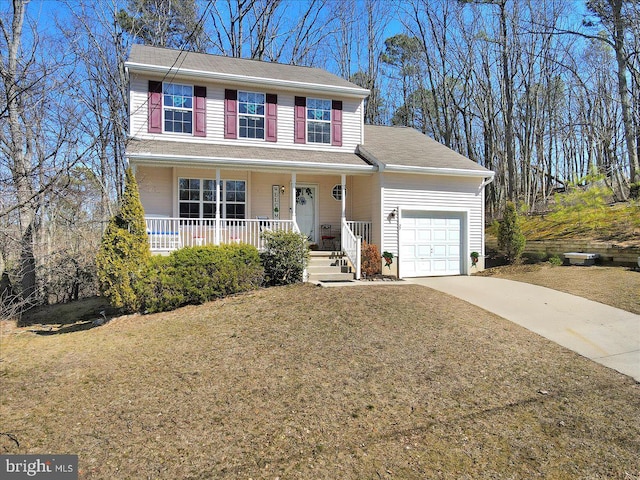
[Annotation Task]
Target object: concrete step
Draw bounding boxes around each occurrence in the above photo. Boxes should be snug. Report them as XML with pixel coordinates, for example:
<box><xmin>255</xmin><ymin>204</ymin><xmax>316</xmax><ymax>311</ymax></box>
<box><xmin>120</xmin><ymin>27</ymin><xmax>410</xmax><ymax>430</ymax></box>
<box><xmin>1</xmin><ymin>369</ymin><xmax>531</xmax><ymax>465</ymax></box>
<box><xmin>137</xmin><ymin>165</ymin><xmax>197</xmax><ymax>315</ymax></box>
<box><xmin>307</xmin><ymin>272</ymin><xmax>355</xmax><ymax>282</ymax></box>
<box><xmin>308</xmin><ymin>266</ymin><xmax>351</xmax><ymax>274</ymax></box>
<box><xmin>306</xmin><ymin>251</ymin><xmax>355</xmax><ymax>282</ymax></box>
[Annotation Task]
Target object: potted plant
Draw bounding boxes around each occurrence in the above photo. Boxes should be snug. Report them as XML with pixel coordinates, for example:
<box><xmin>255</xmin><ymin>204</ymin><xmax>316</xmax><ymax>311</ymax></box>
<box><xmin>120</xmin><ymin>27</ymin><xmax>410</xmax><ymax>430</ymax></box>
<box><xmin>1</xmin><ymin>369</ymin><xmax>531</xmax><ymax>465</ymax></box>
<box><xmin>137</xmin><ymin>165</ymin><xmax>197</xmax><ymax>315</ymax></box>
<box><xmin>382</xmin><ymin>251</ymin><xmax>394</xmax><ymax>269</ymax></box>
<box><xmin>470</xmin><ymin>251</ymin><xmax>479</xmax><ymax>267</ymax></box>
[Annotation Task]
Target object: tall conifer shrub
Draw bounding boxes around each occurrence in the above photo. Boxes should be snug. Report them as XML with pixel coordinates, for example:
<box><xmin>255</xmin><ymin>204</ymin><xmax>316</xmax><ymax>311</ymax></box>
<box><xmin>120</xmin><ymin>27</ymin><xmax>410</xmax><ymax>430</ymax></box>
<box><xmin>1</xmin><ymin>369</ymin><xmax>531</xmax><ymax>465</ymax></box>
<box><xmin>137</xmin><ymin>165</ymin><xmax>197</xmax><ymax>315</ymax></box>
<box><xmin>96</xmin><ymin>167</ymin><xmax>150</xmax><ymax>311</ymax></box>
<box><xmin>498</xmin><ymin>201</ymin><xmax>526</xmax><ymax>264</ymax></box>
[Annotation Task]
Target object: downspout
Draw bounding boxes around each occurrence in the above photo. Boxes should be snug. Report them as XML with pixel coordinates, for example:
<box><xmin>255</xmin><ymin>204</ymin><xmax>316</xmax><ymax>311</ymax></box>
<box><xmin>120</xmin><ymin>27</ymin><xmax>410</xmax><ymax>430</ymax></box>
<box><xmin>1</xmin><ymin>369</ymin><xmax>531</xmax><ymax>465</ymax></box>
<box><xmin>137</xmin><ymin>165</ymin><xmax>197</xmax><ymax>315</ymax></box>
<box><xmin>480</xmin><ymin>174</ymin><xmax>495</xmax><ymax>190</ymax></box>
<box><xmin>480</xmin><ymin>174</ymin><xmax>494</xmax><ymax>271</ymax></box>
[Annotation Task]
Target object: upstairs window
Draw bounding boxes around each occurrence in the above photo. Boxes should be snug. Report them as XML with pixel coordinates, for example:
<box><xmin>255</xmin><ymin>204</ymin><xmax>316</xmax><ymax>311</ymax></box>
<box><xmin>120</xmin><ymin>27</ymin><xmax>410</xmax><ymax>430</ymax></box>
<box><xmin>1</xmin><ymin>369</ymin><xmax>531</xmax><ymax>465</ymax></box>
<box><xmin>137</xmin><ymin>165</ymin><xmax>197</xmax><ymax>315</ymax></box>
<box><xmin>164</xmin><ymin>83</ymin><xmax>193</xmax><ymax>134</ymax></box>
<box><xmin>307</xmin><ymin>98</ymin><xmax>331</xmax><ymax>144</ymax></box>
<box><xmin>238</xmin><ymin>91</ymin><xmax>265</xmax><ymax>139</ymax></box>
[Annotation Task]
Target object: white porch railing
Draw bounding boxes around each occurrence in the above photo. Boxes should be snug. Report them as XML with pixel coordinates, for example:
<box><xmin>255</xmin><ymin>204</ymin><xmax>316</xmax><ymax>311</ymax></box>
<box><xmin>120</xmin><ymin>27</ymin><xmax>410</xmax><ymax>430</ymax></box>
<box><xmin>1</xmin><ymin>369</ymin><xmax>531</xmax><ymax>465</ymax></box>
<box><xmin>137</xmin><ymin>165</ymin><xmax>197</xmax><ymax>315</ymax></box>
<box><xmin>345</xmin><ymin>221</ymin><xmax>371</xmax><ymax>245</ymax></box>
<box><xmin>145</xmin><ymin>217</ymin><xmax>297</xmax><ymax>252</ymax></box>
<box><xmin>341</xmin><ymin>218</ymin><xmax>362</xmax><ymax>280</ymax></box>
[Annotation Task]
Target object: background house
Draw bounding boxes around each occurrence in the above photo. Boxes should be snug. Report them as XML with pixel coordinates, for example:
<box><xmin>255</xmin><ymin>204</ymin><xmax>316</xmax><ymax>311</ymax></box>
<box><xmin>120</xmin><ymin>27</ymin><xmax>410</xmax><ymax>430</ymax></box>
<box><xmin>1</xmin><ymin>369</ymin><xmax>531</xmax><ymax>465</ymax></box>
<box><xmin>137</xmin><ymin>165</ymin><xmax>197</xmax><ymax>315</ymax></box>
<box><xmin>125</xmin><ymin>45</ymin><xmax>494</xmax><ymax>279</ymax></box>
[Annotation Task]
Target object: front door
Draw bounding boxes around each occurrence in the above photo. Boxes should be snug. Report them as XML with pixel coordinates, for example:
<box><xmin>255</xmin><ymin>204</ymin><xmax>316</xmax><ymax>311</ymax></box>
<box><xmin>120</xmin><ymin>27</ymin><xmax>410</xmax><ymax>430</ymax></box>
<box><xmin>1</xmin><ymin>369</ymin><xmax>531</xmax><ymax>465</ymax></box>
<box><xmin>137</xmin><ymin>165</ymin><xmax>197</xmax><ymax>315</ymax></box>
<box><xmin>295</xmin><ymin>185</ymin><xmax>317</xmax><ymax>243</ymax></box>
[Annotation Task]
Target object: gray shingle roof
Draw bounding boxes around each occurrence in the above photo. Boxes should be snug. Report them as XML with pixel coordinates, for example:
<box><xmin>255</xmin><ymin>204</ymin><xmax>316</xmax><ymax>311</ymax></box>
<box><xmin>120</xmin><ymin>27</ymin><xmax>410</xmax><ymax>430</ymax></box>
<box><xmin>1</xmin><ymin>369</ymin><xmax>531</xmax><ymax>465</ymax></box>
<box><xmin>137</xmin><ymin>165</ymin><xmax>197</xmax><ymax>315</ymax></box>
<box><xmin>361</xmin><ymin>125</ymin><xmax>491</xmax><ymax>174</ymax></box>
<box><xmin>127</xmin><ymin>45</ymin><xmax>368</xmax><ymax>96</ymax></box>
<box><xmin>127</xmin><ymin>138</ymin><xmax>374</xmax><ymax>172</ymax></box>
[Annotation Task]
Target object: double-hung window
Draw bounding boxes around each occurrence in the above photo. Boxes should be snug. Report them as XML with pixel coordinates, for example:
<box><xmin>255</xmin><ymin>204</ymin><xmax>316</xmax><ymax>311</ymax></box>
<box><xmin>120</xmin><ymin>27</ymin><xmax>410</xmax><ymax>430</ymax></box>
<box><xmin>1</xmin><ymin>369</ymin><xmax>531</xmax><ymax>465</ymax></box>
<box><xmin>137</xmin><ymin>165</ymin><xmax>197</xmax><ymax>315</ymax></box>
<box><xmin>307</xmin><ymin>98</ymin><xmax>331</xmax><ymax>144</ymax></box>
<box><xmin>179</xmin><ymin>178</ymin><xmax>215</xmax><ymax>218</ymax></box>
<box><xmin>238</xmin><ymin>91</ymin><xmax>265</xmax><ymax>139</ymax></box>
<box><xmin>164</xmin><ymin>83</ymin><xmax>193</xmax><ymax>134</ymax></box>
<box><xmin>178</xmin><ymin>178</ymin><xmax>246</xmax><ymax>219</ymax></box>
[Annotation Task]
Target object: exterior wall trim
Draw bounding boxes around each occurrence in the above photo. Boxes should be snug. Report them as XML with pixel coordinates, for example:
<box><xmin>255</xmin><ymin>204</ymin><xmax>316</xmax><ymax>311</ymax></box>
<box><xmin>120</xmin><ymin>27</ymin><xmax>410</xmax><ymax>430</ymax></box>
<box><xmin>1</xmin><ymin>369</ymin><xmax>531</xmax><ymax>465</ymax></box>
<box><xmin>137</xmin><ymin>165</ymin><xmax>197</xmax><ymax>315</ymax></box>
<box><xmin>128</xmin><ymin>154</ymin><xmax>377</xmax><ymax>174</ymax></box>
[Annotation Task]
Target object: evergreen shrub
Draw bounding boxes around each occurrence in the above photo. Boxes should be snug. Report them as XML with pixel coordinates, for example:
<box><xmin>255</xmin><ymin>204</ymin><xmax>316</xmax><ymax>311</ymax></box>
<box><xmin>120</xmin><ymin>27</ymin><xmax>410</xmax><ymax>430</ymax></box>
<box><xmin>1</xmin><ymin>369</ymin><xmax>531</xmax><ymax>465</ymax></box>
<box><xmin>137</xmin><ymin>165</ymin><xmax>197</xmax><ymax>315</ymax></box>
<box><xmin>96</xmin><ymin>168</ymin><xmax>150</xmax><ymax>311</ymax></box>
<box><xmin>498</xmin><ymin>201</ymin><xmax>526</xmax><ymax>264</ymax></box>
<box><xmin>136</xmin><ymin>244</ymin><xmax>264</xmax><ymax>313</ymax></box>
<box><xmin>260</xmin><ymin>230</ymin><xmax>309</xmax><ymax>286</ymax></box>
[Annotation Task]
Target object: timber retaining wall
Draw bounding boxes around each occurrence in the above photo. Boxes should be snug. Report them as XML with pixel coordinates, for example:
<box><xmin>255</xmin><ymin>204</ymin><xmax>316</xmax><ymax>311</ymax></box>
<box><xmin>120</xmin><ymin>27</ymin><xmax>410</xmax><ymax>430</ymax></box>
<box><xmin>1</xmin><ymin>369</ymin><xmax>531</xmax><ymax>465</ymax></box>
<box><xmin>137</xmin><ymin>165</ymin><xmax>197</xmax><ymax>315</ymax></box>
<box><xmin>486</xmin><ymin>238</ymin><xmax>640</xmax><ymax>266</ymax></box>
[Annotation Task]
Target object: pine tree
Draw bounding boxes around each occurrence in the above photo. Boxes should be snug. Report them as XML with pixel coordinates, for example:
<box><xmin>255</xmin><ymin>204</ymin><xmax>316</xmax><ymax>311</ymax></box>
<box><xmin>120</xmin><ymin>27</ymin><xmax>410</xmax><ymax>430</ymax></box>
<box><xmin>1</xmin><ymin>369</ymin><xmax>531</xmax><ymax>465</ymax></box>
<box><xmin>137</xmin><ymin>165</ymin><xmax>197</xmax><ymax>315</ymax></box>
<box><xmin>96</xmin><ymin>168</ymin><xmax>150</xmax><ymax>311</ymax></box>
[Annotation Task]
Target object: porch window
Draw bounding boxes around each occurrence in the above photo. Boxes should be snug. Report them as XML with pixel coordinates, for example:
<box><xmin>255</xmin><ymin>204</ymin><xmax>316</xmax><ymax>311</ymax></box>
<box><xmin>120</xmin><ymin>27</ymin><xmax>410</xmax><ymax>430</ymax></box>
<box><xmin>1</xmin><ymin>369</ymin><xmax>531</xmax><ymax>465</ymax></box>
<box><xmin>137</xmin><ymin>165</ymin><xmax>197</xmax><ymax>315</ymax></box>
<box><xmin>224</xmin><ymin>180</ymin><xmax>246</xmax><ymax>219</ymax></box>
<box><xmin>332</xmin><ymin>184</ymin><xmax>343</xmax><ymax>201</ymax></box>
<box><xmin>307</xmin><ymin>98</ymin><xmax>331</xmax><ymax>144</ymax></box>
<box><xmin>164</xmin><ymin>83</ymin><xmax>193</xmax><ymax>134</ymax></box>
<box><xmin>178</xmin><ymin>178</ymin><xmax>246</xmax><ymax>219</ymax></box>
<box><xmin>238</xmin><ymin>91</ymin><xmax>265</xmax><ymax>139</ymax></box>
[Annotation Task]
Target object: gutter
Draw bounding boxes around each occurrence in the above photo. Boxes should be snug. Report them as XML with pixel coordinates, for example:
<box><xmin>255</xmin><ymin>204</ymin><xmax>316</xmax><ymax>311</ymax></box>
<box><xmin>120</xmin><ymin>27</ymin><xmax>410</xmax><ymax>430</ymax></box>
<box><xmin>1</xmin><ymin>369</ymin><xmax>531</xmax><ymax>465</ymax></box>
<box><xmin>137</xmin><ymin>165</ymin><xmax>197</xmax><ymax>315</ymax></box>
<box><xmin>125</xmin><ymin>62</ymin><xmax>370</xmax><ymax>98</ymax></box>
<box><xmin>127</xmin><ymin>152</ymin><xmax>377</xmax><ymax>175</ymax></box>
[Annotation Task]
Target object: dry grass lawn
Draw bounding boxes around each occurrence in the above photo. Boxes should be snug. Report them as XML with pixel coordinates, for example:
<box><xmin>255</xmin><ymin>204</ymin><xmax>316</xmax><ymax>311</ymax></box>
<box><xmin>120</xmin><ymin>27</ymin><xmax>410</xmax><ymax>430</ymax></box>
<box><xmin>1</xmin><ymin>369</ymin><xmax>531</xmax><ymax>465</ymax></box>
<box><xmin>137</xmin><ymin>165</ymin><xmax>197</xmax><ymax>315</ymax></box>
<box><xmin>1</xmin><ymin>284</ymin><xmax>639</xmax><ymax>479</ymax></box>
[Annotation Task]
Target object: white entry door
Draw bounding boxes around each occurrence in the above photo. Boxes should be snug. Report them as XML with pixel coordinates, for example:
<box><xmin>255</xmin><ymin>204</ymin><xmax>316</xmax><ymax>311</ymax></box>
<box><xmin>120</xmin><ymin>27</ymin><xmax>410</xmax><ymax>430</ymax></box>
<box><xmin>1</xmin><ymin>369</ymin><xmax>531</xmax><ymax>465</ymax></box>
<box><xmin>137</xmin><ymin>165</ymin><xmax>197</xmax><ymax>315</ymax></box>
<box><xmin>295</xmin><ymin>186</ymin><xmax>317</xmax><ymax>243</ymax></box>
<box><xmin>400</xmin><ymin>211</ymin><xmax>463</xmax><ymax>277</ymax></box>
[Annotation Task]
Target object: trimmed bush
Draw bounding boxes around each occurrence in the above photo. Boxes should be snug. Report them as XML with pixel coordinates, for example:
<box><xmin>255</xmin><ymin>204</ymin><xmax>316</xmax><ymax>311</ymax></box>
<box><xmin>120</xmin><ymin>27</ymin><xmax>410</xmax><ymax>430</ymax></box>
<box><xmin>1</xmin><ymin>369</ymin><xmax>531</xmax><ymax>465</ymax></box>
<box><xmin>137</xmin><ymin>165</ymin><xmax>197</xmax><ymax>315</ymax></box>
<box><xmin>260</xmin><ymin>230</ymin><xmax>309</xmax><ymax>286</ymax></box>
<box><xmin>136</xmin><ymin>244</ymin><xmax>264</xmax><ymax>313</ymax></box>
<box><xmin>548</xmin><ymin>254</ymin><xmax>563</xmax><ymax>266</ymax></box>
<box><xmin>498</xmin><ymin>201</ymin><xmax>526</xmax><ymax>264</ymax></box>
<box><xmin>361</xmin><ymin>241</ymin><xmax>381</xmax><ymax>277</ymax></box>
<box><xmin>96</xmin><ymin>167</ymin><xmax>150</xmax><ymax>311</ymax></box>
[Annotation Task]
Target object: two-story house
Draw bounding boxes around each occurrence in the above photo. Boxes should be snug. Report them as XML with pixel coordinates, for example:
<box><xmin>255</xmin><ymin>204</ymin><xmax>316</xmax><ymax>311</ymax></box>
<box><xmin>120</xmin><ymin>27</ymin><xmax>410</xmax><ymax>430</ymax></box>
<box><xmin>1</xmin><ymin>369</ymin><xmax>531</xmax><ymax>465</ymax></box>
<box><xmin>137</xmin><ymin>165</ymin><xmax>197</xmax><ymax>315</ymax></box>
<box><xmin>125</xmin><ymin>45</ymin><xmax>494</xmax><ymax>280</ymax></box>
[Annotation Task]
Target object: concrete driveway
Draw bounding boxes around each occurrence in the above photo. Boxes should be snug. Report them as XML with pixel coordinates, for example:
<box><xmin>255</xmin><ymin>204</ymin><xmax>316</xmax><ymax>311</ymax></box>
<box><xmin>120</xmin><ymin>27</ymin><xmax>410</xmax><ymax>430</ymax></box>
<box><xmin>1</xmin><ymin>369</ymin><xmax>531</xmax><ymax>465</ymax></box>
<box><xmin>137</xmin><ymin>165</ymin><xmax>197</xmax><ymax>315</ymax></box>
<box><xmin>408</xmin><ymin>276</ymin><xmax>640</xmax><ymax>382</ymax></box>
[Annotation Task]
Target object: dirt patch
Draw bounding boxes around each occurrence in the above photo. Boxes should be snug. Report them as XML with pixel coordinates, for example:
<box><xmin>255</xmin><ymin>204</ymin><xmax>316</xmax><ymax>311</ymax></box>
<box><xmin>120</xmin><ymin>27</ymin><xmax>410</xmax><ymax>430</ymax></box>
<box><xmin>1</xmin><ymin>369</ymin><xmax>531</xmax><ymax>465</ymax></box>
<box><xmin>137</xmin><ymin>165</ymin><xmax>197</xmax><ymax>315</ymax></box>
<box><xmin>476</xmin><ymin>263</ymin><xmax>640</xmax><ymax>314</ymax></box>
<box><xmin>1</xmin><ymin>284</ymin><xmax>639</xmax><ymax>478</ymax></box>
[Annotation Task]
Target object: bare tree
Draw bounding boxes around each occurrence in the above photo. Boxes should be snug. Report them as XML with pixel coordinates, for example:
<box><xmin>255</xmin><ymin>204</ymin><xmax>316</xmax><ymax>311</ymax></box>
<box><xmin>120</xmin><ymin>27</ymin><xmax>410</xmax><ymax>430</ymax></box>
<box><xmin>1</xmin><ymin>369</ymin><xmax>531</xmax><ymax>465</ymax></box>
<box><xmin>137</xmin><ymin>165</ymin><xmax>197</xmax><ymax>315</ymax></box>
<box><xmin>0</xmin><ymin>0</ymin><xmax>91</xmax><ymax>311</ymax></box>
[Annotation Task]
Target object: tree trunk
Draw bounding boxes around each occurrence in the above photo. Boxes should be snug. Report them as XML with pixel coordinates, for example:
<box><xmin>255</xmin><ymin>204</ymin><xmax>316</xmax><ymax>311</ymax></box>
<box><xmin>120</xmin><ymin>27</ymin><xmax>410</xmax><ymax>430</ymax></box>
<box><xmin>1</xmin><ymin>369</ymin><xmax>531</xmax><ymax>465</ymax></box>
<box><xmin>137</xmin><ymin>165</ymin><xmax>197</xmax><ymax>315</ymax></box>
<box><xmin>611</xmin><ymin>0</ymin><xmax>640</xmax><ymax>182</ymax></box>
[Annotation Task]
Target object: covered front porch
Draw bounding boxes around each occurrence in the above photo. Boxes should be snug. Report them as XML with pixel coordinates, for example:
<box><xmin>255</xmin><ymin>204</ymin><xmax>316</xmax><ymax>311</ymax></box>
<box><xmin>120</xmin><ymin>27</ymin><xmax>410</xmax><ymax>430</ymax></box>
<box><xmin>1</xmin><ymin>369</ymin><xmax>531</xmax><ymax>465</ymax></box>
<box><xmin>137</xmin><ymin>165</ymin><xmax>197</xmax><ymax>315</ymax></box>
<box><xmin>137</xmin><ymin>165</ymin><xmax>373</xmax><ymax>278</ymax></box>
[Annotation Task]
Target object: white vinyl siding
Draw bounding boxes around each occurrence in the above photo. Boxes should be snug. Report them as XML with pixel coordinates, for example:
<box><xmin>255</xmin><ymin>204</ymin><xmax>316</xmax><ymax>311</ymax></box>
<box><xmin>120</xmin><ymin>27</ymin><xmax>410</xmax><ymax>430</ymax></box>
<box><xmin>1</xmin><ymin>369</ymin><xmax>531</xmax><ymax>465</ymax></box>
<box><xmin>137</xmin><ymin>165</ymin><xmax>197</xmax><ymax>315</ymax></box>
<box><xmin>128</xmin><ymin>73</ymin><xmax>363</xmax><ymax>151</ymax></box>
<box><xmin>380</xmin><ymin>173</ymin><xmax>484</xmax><ymax>266</ymax></box>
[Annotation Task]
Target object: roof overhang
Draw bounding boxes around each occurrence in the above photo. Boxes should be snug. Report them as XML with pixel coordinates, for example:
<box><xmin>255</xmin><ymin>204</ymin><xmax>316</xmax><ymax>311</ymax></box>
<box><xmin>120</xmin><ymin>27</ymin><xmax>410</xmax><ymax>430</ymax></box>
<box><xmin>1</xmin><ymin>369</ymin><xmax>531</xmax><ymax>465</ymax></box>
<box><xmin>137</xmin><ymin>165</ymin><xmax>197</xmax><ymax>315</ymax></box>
<box><xmin>382</xmin><ymin>164</ymin><xmax>496</xmax><ymax>178</ymax></box>
<box><xmin>125</xmin><ymin>62</ymin><xmax>371</xmax><ymax>98</ymax></box>
<box><xmin>127</xmin><ymin>152</ymin><xmax>377</xmax><ymax>175</ymax></box>
<box><xmin>356</xmin><ymin>144</ymin><xmax>494</xmax><ymax>179</ymax></box>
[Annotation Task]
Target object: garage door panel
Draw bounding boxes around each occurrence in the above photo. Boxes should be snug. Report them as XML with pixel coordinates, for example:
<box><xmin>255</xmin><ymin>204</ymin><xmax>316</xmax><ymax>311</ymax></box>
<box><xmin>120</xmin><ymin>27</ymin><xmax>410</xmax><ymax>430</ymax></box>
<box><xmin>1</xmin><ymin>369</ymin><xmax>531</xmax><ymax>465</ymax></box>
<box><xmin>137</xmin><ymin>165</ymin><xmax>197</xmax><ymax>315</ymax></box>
<box><xmin>432</xmin><ymin>245</ymin><xmax>447</xmax><ymax>257</ymax></box>
<box><xmin>401</xmin><ymin>244</ymin><xmax>416</xmax><ymax>257</ymax></box>
<box><xmin>417</xmin><ymin>229</ymin><xmax>431</xmax><ymax>241</ymax></box>
<box><xmin>401</xmin><ymin>211</ymin><xmax>463</xmax><ymax>278</ymax></box>
<box><xmin>433</xmin><ymin>229</ymin><xmax>447</xmax><ymax>241</ymax></box>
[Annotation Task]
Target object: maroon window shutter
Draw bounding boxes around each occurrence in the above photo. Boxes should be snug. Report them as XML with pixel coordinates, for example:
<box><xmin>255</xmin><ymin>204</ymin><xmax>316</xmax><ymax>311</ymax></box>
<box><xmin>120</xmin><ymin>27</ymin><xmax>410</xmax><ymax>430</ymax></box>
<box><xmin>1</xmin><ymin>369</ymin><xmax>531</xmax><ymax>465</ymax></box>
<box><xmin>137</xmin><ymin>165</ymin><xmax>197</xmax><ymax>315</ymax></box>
<box><xmin>148</xmin><ymin>80</ymin><xmax>162</xmax><ymax>133</ymax></box>
<box><xmin>224</xmin><ymin>89</ymin><xmax>237</xmax><ymax>139</ymax></box>
<box><xmin>294</xmin><ymin>96</ymin><xmax>306</xmax><ymax>144</ymax></box>
<box><xmin>331</xmin><ymin>100</ymin><xmax>343</xmax><ymax>147</ymax></box>
<box><xmin>193</xmin><ymin>86</ymin><xmax>207</xmax><ymax>137</ymax></box>
<box><xmin>265</xmin><ymin>93</ymin><xmax>277</xmax><ymax>142</ymax></box>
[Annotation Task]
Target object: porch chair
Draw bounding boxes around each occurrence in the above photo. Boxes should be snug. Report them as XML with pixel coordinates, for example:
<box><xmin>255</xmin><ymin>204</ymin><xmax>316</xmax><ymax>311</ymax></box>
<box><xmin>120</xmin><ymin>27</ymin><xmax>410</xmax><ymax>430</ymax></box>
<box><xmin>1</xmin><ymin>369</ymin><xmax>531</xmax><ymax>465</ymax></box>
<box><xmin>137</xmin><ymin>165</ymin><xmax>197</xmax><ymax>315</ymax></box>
<box><xmin>256</xmin><ymin>216</ymin><xmax>271</xmax><ymax>232</ymax></box>
<box><xmin>321</xmin><ymin>224</ymin><xmax>336</xmax><ymax>251</ymax></box>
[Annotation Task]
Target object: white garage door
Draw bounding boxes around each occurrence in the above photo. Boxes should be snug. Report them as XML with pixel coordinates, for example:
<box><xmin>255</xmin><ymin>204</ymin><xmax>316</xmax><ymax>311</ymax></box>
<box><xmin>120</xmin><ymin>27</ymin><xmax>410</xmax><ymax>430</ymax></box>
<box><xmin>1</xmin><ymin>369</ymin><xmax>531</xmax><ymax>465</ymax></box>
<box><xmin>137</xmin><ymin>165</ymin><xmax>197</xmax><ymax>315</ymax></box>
<box><xmin>400</xmin><ymin>211</ymin><xmax>463</xmax><ymax>277</ymax></box>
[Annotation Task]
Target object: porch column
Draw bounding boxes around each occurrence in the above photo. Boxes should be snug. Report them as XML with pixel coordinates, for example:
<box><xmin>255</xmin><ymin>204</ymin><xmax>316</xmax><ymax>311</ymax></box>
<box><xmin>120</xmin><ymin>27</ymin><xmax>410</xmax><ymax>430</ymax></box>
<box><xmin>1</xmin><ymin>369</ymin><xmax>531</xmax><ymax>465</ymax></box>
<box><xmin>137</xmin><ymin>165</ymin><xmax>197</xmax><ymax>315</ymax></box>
<box><xmin>341</xmin><ymin>174</ymin><xmax>346</xmax><ymax>222</ymax></box>
<box><xmin>291</xmin><ymin>172</ymin><xmax>297</xmax><ymax>225</ymax></box>
<box><xmin>215</xmin><ymin>168</ymin><xmax>221</xmax><ymax>245</ymax></box>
